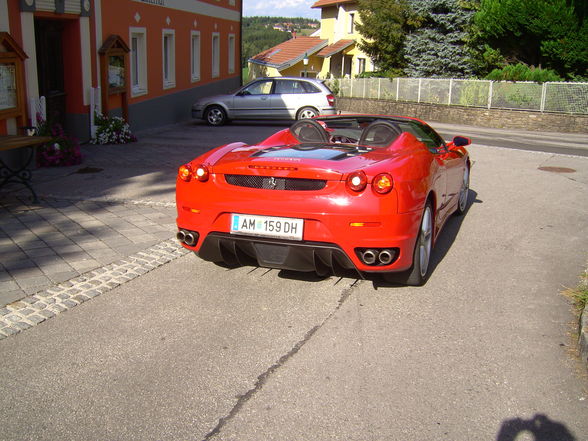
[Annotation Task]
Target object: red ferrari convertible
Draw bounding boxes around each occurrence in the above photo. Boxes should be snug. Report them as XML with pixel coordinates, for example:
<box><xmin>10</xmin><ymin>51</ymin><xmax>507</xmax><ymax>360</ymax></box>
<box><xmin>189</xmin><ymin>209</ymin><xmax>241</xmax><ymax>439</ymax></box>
<box><xmin>176</xmin><ymin>115</ymin><xmax>471</xmax><ymax>285</ymax></box>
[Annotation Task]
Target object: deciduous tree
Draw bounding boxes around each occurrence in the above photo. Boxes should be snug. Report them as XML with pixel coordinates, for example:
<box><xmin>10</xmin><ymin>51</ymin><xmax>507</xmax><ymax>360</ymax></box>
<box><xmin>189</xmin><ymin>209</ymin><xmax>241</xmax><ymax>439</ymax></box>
<box><xmin>471</xmin><ymin>0</ymin><xmax>588</xmax><ymax>79</ymax></box>
<box><xmin>356</xmin><ymin>0</ymin><xmax>412</xmax><ymax>73</ymax></box>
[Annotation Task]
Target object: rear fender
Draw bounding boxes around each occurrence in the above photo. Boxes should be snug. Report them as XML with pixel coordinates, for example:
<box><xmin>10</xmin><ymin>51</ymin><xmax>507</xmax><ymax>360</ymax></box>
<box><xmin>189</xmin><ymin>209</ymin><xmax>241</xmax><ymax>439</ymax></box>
<box><xmin>258</xmin><ymin>129</ymin><xmax>297</xmax><ymax>146</ymax></box>
<box><xmin>196</xmin><ymin>142</ymin><xmax>248</xmax><ymax>167</ymax></box>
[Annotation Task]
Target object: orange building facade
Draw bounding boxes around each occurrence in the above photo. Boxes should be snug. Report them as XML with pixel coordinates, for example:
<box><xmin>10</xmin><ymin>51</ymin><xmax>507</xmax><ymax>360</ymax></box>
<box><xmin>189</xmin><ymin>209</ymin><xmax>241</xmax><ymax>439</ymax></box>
<box><xmin>0</xmin><ymin>0</ymin><xmax>241</xmax><ymax>140</ymax></box>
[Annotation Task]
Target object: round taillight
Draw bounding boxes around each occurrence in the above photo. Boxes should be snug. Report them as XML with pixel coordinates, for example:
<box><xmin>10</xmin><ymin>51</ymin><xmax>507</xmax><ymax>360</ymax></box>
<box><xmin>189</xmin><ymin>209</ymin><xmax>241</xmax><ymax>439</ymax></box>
<box><xmin>195</xmin><ymin>164</ymin><xmax>210</xmax><ymax>182</ymax></box>
<box><xmin>372</xmin><ymin>173</ymin><xmax>393</xmax><ymax>194</ymax></box>
<box><xmin>178</xmin><ymin>164</ymin><xmax>192</xmax><ymax>182</ymax></box>
<box><xmin>346</xmin><ymin>171</ymin><xmax>367</xmax><ymax>192</ymax></box>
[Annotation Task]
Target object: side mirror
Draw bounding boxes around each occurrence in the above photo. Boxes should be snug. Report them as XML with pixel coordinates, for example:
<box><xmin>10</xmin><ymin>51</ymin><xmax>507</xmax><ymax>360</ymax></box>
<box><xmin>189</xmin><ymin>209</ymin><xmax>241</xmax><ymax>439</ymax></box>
<box><xmin>452</xmin><ymin>136</ymin><xmax>471</xmax><ymax>147</ymax></box>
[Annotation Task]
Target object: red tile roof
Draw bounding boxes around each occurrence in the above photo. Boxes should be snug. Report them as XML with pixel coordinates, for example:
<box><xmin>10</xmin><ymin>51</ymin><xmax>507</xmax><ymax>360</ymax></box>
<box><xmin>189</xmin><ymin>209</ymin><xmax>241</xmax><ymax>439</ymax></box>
<box><xmin>312</xmin><ymin>0</ymin><xmax>355</xmax><ymax>8</ymax></box>
<box><xmin>249</xmin><ymin>36</ymin><xmax>328</xmax><ymax>70</ymax></box>
<box><xmin>316</xmin><ymin>39</ymin><xmax>355</xmax><ymax>57</ymax></box>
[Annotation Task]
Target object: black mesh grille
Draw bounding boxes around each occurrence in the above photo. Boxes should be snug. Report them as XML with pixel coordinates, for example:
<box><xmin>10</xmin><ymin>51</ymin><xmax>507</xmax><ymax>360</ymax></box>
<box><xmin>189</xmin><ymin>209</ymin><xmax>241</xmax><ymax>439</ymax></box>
<box><xmin>225</xmin><ymin>175</ymin><xmax>326</xmax><ymax>191</ymax></box>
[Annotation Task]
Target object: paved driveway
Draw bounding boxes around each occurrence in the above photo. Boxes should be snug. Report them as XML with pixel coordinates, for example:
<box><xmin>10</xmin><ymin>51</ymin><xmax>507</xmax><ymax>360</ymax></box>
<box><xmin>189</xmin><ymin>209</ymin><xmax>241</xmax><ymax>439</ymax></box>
<box><xmin>0</xmin><ymin>121</ymin><xmax>587</xmax><ymax>440</ymax></box>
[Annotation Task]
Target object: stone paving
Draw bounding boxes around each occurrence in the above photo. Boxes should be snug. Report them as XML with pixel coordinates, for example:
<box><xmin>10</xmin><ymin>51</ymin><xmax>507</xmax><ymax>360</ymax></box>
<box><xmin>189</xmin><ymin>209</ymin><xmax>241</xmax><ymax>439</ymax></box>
<box><xmin>0</xmin><ymin>121</ymin><xmax>217</xmax><ymax>340</ymax></box>
<box><xmin>0</xmin><ymin>239</ymin><xmax>188</xmax><ymax>339</ymax></box>
<box><xmin>0</xmin><ymin>194</ymin><xmax>178</xmax><ymax>306</ymax></box>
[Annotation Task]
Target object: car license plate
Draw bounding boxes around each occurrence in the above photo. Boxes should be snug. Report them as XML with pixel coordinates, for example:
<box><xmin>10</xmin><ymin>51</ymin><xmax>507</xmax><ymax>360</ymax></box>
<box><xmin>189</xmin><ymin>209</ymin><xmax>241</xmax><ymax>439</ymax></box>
<box><xmin>230</xmin><ymin>214</ymin><xmax>304</xmax><ymax>241</ymax></box>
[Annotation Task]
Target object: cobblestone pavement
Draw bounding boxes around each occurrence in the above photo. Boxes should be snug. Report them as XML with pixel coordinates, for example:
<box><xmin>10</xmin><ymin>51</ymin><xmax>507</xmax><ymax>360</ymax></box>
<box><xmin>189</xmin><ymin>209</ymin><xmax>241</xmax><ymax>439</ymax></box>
<box><xmin>0</xmin><ymin>192</ymin><xmax>189</xmax><ymax>340</ymax></box>
<box><xmin>0</xmin><ymin>194</ymin><xmax>179</xmax><ymax>306</ymax></box>
<box><xmin>0</xmin><ymin>239</ymin><xmax>188</xmax><ymax>339</ymax></box>
<box><xmin>0</xmin><ymin>121</ymin><xmax>284</xmax><ymax>340</ymax></box>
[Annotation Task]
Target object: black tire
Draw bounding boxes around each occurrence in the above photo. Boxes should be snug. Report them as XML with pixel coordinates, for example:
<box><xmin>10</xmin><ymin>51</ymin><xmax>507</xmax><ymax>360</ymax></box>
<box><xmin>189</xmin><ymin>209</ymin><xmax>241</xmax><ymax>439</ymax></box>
<box><xmin>296</xmin><ymin>106</ymin><xmax>319</xmax><ymax>120</ymax></box>
<box><xmin>205</xmin><ymin>105</ymin><xmax>227</xmax><ymax>126</ymax></box>
<box><xmin>384</xmin><ymin>201</ymin><xmax>434</xmax><ymax>286</ymax></box>
<box><xmin>455</xmin><ymin>164</ymin><xmax>470</xmax><ymax>216</ymax></box>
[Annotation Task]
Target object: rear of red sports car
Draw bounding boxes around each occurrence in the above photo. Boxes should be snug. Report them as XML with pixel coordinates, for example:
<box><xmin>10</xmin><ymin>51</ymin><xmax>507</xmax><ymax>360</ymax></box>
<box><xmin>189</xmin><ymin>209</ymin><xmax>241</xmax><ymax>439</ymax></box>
<box><xmin>176</xmin><ymin>116</ymin><xmax>470</xmax><ymax>284</ymax></box>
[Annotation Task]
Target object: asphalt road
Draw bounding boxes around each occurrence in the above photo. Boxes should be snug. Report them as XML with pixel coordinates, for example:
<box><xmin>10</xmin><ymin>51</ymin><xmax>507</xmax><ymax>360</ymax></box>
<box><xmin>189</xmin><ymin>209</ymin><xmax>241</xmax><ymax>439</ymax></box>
<box><xmin>432</xmin><ymin>121</ymin><xmax>588</xmax><ymax>157</ymax></box>
<box><xmin>1</xmin><ymin>120</ymin><xmax>587</xmax><ymax>441</ymax></box>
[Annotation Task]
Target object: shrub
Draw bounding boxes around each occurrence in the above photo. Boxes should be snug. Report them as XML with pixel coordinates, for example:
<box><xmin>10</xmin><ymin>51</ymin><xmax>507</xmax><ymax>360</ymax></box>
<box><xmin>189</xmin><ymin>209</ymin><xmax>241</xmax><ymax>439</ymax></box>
<box><xmin>35</xmin><ymin>114</ymin><xmax>83</xmax><ymax>167</ymax></box>
<box><xmin>92</xmin><ymin>113</ymin><xmax>137</xmax><ymax>144</ymax></box>
<box><xmin>486</xmin><ymin>63</ymin><xmax>564</xmax><ymax>83</ymax></box>
<box><xmin>356</xmin><ymin>71</ymin><xmax>389</xmax><ymax>78</ymax></box>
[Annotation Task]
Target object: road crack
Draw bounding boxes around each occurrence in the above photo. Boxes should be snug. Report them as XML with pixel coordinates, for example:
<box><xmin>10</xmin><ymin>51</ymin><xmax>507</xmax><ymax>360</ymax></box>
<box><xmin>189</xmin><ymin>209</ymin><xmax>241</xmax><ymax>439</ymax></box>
<box><xmin>202</xmin><ymin>279</ymin><xmax>363</xmax><ymax>440</ymax></box>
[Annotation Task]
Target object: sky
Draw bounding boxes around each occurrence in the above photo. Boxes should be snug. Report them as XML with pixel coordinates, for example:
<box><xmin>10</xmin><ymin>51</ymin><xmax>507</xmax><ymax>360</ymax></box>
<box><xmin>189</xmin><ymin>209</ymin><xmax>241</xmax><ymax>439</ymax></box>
<box><xmin>242</xmin><ymin>0</ymin><xmax>321</xmax><ymax>19</ymax></box>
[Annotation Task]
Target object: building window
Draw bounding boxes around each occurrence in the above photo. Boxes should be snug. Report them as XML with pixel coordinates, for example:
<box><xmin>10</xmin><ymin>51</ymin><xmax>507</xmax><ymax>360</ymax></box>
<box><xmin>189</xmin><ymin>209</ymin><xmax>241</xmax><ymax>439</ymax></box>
<box><xmin>300</xmin><ymin>71</ymin><xmax>317</xmax><ymax>78</ymax></box>
<box><xmin>349</xmin><ymin>13</ymin><xmax>355</xmax><ymax>34</ymax></box>
<box><xmin>130</xmin><ymin>28</ymin><xmax>147</xmax><ymax>96</ymax></box>
<box><xmin>212</xmin><ymin>32</ymin><xmax>220</xmax><ymax>78</ymax></box>
<box><xmin>228</xmin><ymin>34</ymin><xmax>235</xmax><ymax>74</ymax></box>
<box><xmin>358</xmin><ymin>58</ymin><xmax>366</xmax><ymax>75</ymax></box>
<box><xmin>191</xmin><ymin>31</ymin><xmax>201</xmax><ymax>82</ymax></box>
<box><xmin>162</xmin><ymin>29</ymin><xmax>175</xmax><ymax>89</ymax></box>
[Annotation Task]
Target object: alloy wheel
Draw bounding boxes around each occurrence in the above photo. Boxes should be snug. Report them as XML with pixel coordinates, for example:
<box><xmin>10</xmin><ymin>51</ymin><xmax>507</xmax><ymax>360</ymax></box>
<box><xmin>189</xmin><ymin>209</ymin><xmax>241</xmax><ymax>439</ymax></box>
<box><xmin>458</xmin><ymin>166</ymin><xmax>470</xmax><ymax>213</ymax></box>
<box><xmin>419</xmin><ymin>206</ymin><xmax>433</xmax><ymax>278</ymax></box>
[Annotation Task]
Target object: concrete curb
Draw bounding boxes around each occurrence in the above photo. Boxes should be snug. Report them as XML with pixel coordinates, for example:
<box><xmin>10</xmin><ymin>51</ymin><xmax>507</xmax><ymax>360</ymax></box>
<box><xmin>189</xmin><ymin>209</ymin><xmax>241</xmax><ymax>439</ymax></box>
<box><xmin>580</xmin><ymin>304</ymin><xmax>588</xmax><ymax>369</ymax></box>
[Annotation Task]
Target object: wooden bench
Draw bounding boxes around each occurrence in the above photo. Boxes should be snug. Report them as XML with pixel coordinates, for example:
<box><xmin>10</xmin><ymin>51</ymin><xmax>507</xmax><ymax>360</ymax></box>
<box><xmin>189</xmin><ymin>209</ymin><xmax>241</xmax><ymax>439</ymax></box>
<box><xmin>0</xmin><ymin>135</ymin><xmax>53</xmax><ymax>202</ymax></box>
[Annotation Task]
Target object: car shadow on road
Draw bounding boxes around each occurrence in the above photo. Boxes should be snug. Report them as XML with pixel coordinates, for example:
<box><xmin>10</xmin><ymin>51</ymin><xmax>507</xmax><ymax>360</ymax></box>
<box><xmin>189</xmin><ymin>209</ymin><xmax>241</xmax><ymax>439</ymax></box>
<box><xmin>372</xmin><ymin>189</ymin><xmax>482</xmax><ymax>289</ymax></box>
<box><xmin>212</xmin><ymin>190</ymin><xmax>482</xmax><ymax>288</ymax></box>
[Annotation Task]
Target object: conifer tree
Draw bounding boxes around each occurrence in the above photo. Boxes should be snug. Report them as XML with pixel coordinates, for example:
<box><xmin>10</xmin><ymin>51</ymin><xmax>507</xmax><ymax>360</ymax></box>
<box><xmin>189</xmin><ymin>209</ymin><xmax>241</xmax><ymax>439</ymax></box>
<box><xmin>404</xmin><ymin>0</ymin><xmax>475</xmax><ymax>78</ymax></box>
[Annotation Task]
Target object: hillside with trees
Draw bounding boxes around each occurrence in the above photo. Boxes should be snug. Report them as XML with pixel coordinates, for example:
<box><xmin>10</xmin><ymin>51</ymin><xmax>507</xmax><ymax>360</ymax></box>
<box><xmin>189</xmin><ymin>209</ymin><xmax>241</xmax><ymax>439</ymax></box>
<box><xmin>242</xmin><ymin>16</ymin><xmax>320</xmax><ymax>68</ymax></box>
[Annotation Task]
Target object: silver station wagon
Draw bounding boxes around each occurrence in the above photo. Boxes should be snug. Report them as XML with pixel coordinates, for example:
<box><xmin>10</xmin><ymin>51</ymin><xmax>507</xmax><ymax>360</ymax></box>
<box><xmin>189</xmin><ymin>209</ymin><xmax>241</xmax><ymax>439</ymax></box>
<box><xmin>191</xmin><ymin>77</ymin><xmax>337</xmax><ymax>126</ymax></box>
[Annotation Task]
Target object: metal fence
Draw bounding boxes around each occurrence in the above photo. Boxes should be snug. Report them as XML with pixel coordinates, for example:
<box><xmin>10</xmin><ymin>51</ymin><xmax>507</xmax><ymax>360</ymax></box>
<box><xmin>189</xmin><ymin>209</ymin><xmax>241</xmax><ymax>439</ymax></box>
<box><xmin>331</xmin><ymin>77</ymin><xmax>588</xmax><ymax>115</ymax></box>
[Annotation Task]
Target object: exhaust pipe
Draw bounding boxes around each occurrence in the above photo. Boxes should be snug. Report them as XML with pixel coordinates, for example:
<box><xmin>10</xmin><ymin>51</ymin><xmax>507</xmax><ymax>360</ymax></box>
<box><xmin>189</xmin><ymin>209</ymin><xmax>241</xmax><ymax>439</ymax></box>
<box><xmin>362</xmin><ymin>249</ymin><xmax>377</xmax><ymax>265</ymax></box>
<box><xmin>177</xmin><ymin>229</ymin><xmax>198</xmax><ymax>247</ymax></box>
<box><xmin>184</xmin><ymin>232</ymin><xmax>197</xmax><ymax>246</ymax></box>
<box><xmin>378</xmin><ymin>249</ymin><xmax>393</xmax><ymax>265</ymax></box>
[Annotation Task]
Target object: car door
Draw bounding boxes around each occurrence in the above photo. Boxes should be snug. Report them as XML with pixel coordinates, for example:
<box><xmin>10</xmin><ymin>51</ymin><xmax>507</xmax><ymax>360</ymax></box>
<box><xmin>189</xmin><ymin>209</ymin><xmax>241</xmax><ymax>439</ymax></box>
<box><xmin>232</xmin><ymin>79</ymin><xmax>274</xmax><ymax>118</ymax></box>
<box><xmin>271</xmin><ymin>79</ymin><xmax>306</xmax><ymax>118</ymax></box>
<box><xmin>406</xmin><ymin>122</ymin><xmax>452</xmax><ymax>224</ymax></box>
<box><xmin>420</xmin><ymin>124</ymin><xmax>464</xmax><ymax>220</ymax></box>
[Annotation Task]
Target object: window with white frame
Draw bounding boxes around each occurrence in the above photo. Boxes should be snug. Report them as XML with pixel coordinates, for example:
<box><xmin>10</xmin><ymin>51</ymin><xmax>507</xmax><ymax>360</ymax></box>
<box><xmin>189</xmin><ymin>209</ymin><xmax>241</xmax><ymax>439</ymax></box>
<box><xmin>212</xmin><ymin>33</ymin><xmax>220</xmax><ymax>78</ymax></box>
<box><xmin>162</xmin><ymin>29</ymin><xmax>176</xmax><ymax>88</ymax></box>
<box><xmin>228</xmin><ymin>34</ymin><xmax>235</xmax><ymax>74</ymax></box>
<box><xmin>349</xmin><ymin>13</ymin><xmax>355</xmax><ymax>34</ymax></box>
<box><xmin>358</xmin><ymin>58</ymin><xmax>366</xmax><ymax>75</ymax></box>
<box><xmin>191</xmin><ymin>31</ymin><xmax>201</xmax><ymax>82</ymax></box>
<box><xmin>130</xmin><ymin>27</ymin><xmax>147</xmax><ymax>96</ymax></box>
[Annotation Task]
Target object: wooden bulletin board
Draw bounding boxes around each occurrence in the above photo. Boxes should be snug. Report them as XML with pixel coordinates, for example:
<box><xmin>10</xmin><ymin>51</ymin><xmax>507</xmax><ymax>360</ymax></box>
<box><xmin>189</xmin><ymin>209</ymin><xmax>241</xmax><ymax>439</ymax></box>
<box><xmin>98</xmin><ymin>35</ymin><xmax>130</xmax><ymax>121</ymax></box>
<box><xmin>0</xmin><ymin>32</ymin><xmax>28</xmax><ymax>128</ymax></box>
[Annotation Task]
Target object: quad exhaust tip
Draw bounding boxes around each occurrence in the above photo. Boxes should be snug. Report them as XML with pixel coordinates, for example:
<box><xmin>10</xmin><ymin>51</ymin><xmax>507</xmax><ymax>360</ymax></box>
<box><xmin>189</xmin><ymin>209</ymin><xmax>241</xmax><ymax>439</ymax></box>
<box><xmin>378</xmin><ymin>250</ymin><xmax>393</xmax><ymax>265</ymax></box>
<box><xmin>362</xmin><ymin>250</ymin><xmax>377</xmax><ymax>265</ymax></box>
<box><xmin>177</xmin><ymin>229</ymin><xmax>199</xmax><ymax>247</ymax></box>
<box><xmin>358</xmin><ymin>248</ymin><xmax>398</xmax><ymax>266</ymax></box>
<box><xmin>184</xmin><ymin>232</ymin><xmax>197</xmax><ymax>246</ymax></box>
